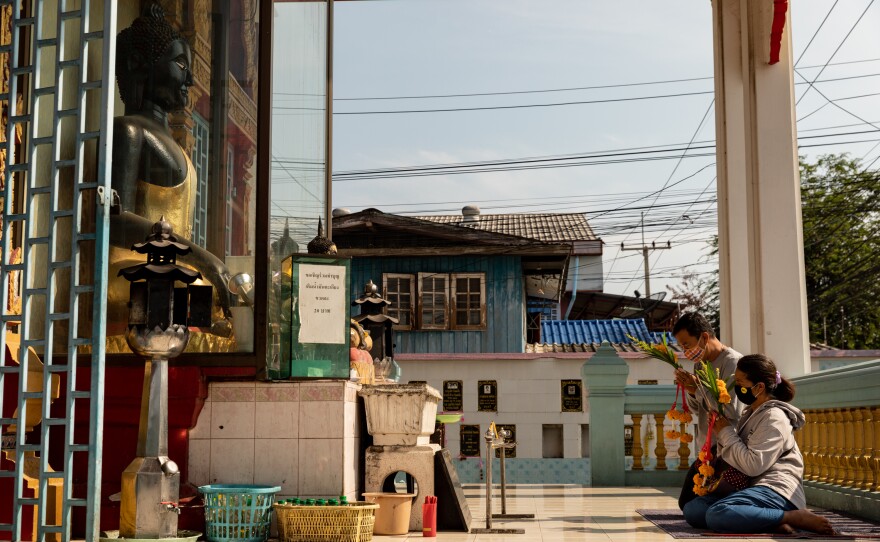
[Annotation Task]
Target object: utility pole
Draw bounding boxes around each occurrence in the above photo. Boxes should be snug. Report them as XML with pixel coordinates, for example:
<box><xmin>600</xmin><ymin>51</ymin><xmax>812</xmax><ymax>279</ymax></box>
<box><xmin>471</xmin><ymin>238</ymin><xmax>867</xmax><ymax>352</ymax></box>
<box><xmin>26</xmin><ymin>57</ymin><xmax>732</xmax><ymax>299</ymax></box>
<box><xmin>620</xmin><ymin>212</ymin><xmax>672</xmax><ymax>297</ymax></box>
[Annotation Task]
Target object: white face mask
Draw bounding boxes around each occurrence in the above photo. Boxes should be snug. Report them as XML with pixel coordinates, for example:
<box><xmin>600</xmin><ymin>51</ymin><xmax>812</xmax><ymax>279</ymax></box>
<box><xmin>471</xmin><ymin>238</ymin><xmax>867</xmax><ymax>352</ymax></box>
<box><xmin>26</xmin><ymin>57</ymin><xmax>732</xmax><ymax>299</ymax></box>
<box><xmin>684</xmin><ymin>338</ymin><xmax>705</xmax><ymax>362</ymax></box>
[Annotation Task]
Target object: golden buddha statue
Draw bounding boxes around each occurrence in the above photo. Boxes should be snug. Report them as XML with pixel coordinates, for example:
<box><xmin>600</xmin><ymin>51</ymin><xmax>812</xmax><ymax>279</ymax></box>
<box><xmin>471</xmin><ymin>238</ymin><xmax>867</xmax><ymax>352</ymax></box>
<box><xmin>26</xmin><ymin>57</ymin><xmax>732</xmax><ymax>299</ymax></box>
<box><xmin>108</xmin><ymin>5</ymin><xmax>236</xmax><ymax>353</ymax></box>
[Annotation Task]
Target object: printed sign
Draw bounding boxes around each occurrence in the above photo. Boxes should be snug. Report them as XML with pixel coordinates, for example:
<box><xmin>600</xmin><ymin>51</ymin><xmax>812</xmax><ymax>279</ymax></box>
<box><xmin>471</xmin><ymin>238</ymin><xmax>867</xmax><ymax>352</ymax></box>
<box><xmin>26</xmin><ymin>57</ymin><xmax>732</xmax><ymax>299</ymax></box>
<box><xmin>443</xmin><ymin>380</ymin><xmax>463</xmax><ymax>412</ymax></box>
<box><xmin>459</xmin><ymin>424</ymin><xmax>481</xmax><ymax>457</ymax></box>
<box><xmin>561</xmin><ymin>379</ymin><xmax>583</xmax><ymax>412</ymax></box>
<box><xmin>297</xmin><ymin>263</ymin><xmax>346</xmax><ymax>344</ymax></box>
<box><xmin>477</xmin><ymin>380</ymin><xmax>497</xmax><ymax>412</ymax></box>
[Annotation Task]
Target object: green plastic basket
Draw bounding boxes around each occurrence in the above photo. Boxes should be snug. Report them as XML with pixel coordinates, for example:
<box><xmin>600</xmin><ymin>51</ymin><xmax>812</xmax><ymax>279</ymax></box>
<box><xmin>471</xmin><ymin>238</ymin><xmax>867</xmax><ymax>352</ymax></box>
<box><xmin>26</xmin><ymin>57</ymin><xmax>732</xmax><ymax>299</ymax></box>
<box><xmin>199</xmin><ymin>484</ymin><xmax>281</xmax><ymax>542</ymax></box>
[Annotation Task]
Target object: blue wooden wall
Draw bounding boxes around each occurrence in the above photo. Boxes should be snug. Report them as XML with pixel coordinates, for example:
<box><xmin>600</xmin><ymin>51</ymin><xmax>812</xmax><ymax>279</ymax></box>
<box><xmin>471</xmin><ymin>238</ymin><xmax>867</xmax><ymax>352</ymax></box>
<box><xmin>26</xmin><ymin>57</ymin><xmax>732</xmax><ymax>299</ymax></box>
<box><xmin>350</xmin><ymin>256</ymin><xmax>525</xmax><ymax>353</ymax></box>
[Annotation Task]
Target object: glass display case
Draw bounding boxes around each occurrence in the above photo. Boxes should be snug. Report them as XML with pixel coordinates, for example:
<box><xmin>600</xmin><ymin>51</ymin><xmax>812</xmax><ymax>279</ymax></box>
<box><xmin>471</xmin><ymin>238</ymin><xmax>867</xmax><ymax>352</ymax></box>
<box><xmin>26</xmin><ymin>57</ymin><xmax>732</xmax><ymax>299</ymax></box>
<box><xmin>272</xmin><ymin>254</ymin><xmax>351</xmax><ymax>378</ymax></box>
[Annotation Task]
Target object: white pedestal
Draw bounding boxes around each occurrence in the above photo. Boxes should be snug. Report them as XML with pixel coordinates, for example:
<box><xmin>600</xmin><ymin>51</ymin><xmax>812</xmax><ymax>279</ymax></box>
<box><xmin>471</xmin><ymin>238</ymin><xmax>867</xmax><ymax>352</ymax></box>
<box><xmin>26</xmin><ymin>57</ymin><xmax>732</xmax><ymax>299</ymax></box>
<box><xmin>364</xmin><ymin>444</ymin><xmax>440</xmax><ymax>532</ymax></box>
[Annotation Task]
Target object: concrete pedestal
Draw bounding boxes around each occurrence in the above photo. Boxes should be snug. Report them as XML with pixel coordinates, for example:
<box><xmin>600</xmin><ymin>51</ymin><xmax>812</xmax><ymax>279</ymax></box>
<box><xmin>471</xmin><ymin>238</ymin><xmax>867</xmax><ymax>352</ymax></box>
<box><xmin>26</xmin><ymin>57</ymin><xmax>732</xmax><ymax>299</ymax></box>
<box><xmin>364</xmin><ymin>444</ymin><xmax>440</xmax><ymax>532</ymax></box>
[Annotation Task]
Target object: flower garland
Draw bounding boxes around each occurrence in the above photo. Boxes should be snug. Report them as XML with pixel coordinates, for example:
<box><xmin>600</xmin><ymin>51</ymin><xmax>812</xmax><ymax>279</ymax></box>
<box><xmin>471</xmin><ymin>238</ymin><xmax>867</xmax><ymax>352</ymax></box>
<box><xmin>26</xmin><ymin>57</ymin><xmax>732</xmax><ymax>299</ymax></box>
<box><xmin>691</xmin><ymin>361</ymin><xmax>732</xmax><ymax>495</ymax></box>
<box><xmin>627</xmin><ymin>333</ymin><xmax>693</xmax><ymax>444</ymax></box>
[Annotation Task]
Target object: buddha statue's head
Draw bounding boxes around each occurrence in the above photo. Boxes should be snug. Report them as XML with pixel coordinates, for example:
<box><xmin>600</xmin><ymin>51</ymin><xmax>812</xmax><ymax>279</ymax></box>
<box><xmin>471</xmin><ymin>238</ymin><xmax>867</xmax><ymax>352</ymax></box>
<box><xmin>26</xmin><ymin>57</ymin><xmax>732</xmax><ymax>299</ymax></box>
<box><xmin>116</xmin><ymin>4</ymin><xmax>193</xmax><ymax>113</ymax></box>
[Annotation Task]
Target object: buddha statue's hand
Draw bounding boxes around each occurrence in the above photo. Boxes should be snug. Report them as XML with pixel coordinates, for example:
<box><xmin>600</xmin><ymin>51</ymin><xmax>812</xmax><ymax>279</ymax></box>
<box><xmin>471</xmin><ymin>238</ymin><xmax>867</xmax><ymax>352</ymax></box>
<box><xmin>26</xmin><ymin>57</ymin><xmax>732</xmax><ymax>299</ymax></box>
<box><xmin>210</xmin><ymin>317</ymin><xmax>234</xmax><ymax>338</ymax></box>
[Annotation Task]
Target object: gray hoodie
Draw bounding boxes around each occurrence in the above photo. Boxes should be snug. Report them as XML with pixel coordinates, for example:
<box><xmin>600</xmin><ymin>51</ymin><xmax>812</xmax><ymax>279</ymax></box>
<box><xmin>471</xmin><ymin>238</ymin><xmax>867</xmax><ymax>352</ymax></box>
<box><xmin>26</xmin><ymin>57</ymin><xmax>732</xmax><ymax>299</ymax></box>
<box><xmin>715</xmin><ymin>400</ymin><xmax>806</xmax><ymax>509</ymax></box>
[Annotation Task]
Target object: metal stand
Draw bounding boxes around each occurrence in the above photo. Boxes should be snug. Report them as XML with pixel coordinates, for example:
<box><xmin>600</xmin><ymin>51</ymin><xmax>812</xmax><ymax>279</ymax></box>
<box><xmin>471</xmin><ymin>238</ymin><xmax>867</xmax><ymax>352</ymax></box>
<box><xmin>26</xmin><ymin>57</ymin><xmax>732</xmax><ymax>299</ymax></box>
<box><xmin>492</xmin><ymin>429</ymin><xmax>535</xmax><ymax>520</ymax></box>
<box><xmin>470</xmin><ymin>429</ymin><xmax>526</xmax><ymax>534</ymax></box>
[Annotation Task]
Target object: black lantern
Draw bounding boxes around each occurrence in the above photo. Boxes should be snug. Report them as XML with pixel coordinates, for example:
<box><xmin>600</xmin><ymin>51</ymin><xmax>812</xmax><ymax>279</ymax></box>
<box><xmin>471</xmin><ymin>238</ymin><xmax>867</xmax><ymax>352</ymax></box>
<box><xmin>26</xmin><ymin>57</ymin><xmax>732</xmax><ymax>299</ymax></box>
<box><xmin>352</xmin><ymin>279</ymin><xmax>397</xmax><ymax>361</ymax></box>
<box><xmin>119</xmin><ymin>217</ymin><xmax>213</xmax><ymax>334</ymax></box>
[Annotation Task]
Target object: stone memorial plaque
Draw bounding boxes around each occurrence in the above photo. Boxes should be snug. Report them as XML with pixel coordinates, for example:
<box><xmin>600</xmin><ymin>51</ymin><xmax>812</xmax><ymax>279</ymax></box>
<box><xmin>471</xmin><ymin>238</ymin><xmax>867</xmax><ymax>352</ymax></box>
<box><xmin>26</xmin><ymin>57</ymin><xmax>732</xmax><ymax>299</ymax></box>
<box><xmin>459</xmin><ymin>424</ymin><xmax>481</xmax><ymax>457</ymax></box>
<box><xmin>494</xmin><ymin>424</ymin><xmax>516</xmax><ymax>458</ymax></box>
<box><xmin>561</xmin><ymin>379</ymin><xmax>583</xmax><ymax>412</ymax></box>
<box><xmin>477</xmin><ymin>380</ymin><xmax>497</xmax><ymax>412</ymax></box>
<box><xmin>443</xmin><ymin>380</ymin><xmax>463</xmax><ymax>411</ymax></box>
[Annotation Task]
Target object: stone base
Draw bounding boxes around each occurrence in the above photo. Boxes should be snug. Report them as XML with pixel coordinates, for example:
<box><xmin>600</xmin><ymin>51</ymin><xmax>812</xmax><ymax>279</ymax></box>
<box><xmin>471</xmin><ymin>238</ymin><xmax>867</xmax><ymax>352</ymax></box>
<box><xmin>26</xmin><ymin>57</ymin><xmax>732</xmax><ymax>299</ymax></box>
<box><xmin>365</xmin><ymin>444</ymin><xmax>440</xmax><ymax>532</ymax></box>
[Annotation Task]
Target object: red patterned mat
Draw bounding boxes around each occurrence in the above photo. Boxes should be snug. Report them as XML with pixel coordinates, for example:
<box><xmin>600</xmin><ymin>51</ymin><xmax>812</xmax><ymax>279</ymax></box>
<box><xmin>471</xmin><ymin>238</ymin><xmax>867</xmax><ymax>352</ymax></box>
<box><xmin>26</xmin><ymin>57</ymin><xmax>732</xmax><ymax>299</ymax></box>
<box><xmin>637</xmin><ymin>509</ymin><xmax>880</xmax><ymax>539</ymax></box>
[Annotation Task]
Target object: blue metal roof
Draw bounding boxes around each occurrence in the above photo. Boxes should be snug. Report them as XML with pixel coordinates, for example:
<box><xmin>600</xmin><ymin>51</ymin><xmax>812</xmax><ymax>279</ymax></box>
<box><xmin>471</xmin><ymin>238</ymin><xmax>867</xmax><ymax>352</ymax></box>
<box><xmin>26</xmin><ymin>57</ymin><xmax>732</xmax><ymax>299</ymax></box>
<box><xmin>540</xmin><ymin>318</ymin><xmax>676</xmax><ymax>345</ymax></box>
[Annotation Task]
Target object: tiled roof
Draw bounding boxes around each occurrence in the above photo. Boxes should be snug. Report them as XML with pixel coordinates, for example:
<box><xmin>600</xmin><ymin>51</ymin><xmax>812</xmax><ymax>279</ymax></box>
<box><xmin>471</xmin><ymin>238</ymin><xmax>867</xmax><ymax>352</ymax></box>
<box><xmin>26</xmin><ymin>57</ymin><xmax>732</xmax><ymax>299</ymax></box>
<box><xmin>413</xmin><ymin>213</ymin><xmax>597</xmax><ymax>243</ymax></box>
<box><xmin>525</xmin><ymin>342</ymin><xmax>683</xmax><ymax>354</ymax></box>
<box><xmin>540</xmin><ymin>318</ymin><xmax>676</xmax><ymax>345</ymax></box>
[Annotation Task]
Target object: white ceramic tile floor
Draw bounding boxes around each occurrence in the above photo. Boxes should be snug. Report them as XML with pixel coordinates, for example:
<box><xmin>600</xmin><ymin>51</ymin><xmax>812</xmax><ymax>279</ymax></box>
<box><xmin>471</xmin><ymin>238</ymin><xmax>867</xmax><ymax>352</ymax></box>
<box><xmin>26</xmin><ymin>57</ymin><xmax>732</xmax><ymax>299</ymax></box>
<box><xmin>367</xmin><ymin>485</ymin><xmax>863</xmax><ymax>542</ymax></box>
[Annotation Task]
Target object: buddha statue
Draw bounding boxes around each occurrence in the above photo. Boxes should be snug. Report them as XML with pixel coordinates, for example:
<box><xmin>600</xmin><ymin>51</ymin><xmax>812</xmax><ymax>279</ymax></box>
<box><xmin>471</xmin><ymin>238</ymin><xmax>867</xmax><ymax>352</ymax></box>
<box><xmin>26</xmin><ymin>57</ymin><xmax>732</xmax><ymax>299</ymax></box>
<box><xmin>107</xmin><ymin>4</ymin><xmax>236</xmax><ymax>352</ymax></box>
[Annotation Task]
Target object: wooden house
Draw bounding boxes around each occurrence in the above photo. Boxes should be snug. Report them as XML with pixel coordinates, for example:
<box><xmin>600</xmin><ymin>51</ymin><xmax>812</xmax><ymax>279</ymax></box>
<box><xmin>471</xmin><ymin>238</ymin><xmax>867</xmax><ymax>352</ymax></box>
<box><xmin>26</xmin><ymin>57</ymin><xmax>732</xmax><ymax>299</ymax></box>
<box><xmin>332</xmin><ymin>207</ymin><xmax>601</xmax><ymax>353</ymax></box>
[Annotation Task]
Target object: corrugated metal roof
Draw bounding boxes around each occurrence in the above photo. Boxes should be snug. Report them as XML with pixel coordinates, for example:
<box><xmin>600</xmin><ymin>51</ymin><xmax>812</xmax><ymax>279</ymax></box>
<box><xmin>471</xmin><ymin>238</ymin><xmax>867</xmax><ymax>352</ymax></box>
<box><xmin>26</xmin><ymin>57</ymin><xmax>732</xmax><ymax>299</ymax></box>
<box><xmin>414</xmin><ymin>213</ymin><xmax>597</xmax><ymax>243</ymax></box>
<box><xmin>540</xmin><ymin>318</ymin><xmax>677</xmax><ymax>345</ymax></box>
<box><xmin>525</xmin><ymin>342</ymin><xmax>646</xmax><ymax>353</ymax></box>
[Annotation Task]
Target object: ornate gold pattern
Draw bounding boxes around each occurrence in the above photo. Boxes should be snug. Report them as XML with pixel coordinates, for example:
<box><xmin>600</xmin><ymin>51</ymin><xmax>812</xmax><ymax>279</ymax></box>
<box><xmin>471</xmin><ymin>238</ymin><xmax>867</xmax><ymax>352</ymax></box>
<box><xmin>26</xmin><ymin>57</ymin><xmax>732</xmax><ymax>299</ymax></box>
<box><xmin>227</xmin><ymin>73</ymin><xmax>258</xmax><ymax>143</ymax></box>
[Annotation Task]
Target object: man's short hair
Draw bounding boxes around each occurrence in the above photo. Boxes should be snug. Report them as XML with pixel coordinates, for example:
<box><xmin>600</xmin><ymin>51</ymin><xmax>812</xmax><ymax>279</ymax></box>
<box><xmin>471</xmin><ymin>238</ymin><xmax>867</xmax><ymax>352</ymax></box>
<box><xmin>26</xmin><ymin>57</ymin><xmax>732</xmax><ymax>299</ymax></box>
<box><xmin>672</xmin><ymin>312</ymin><xmax>715</xmax><ymax>339</ymax></box>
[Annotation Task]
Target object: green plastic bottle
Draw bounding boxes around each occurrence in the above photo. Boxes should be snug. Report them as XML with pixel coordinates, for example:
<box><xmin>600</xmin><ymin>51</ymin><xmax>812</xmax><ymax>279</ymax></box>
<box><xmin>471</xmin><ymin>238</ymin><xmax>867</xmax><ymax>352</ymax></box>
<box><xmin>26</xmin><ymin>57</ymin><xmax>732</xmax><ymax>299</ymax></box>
<box><xmin>306</xmin><ymin>499</ymin><xmax>316</xmax><ymax>506</ymax></box>
<box><xmin>339</xmin><ymin>495</ymin><xmax>348</xmax><ymax>505</ymax></box>
<box><xmin>328</xmin><ymin>499</ymin><xmax>338</xmax><ymax>506</ymax></box>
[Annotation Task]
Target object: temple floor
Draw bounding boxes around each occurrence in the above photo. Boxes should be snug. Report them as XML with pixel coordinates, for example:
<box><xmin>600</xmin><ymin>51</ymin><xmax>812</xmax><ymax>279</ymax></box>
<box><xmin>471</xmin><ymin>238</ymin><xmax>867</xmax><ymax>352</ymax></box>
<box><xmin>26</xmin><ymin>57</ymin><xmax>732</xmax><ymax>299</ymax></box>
<box><xmin>370</xmin><ymin>485</ymin><xmax>853</xmax><ymax>541</ymax></box>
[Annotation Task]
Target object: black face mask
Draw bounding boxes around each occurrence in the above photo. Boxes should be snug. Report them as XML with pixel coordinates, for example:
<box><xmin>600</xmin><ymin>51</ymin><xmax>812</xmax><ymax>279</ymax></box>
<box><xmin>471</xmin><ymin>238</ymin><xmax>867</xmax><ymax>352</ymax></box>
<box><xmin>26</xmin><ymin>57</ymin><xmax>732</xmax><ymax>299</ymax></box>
<box><xmin>735</xmin><ymin>384</ymin><xmax>760</xmax><ymax>405</ymax></box>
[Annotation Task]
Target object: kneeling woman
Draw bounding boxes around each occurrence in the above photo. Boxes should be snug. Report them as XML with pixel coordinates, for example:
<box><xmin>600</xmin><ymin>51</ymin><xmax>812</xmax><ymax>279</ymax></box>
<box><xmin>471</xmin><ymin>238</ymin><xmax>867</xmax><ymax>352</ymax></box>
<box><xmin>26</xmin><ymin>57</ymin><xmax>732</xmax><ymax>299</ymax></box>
<box><xmin>683</xmin><ymin>354</ymin><xmax>833</xmax><ymax>535</ymax></box>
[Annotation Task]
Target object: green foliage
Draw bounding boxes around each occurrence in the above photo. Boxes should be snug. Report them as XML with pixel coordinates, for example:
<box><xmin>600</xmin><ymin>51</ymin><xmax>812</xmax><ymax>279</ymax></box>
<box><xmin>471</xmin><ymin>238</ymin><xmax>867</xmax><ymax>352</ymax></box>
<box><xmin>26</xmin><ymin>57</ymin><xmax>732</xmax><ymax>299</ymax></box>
<box><xmin>669</xmin><ymin>154</ymin><xmax>880</xmax><ymax>349</ymax></box>
<box><xmin>801</xmin><ymin>154</ymin><xmax>880</xmax><ymax>349</ymax></box>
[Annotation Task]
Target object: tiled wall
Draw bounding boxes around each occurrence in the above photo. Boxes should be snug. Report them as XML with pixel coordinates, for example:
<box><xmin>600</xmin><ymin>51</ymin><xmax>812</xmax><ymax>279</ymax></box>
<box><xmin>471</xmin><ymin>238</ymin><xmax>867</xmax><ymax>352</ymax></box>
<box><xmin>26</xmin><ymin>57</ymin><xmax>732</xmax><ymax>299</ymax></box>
<box><xmin>454</xmin><ymin>457</ymin><xmax>591</xmax><ymax>484</ymax></box>
<box><xmin>188</xmin><ymin>380</ymin><xmax>363</xmax><ymax>501</ymax></box>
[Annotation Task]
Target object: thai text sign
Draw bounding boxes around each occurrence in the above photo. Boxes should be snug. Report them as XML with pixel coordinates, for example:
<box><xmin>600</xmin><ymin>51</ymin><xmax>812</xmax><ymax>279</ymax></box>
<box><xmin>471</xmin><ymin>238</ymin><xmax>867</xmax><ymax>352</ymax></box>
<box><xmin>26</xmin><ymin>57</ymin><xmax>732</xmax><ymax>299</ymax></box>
<box><xmin>443</xmin><ymin>380</ymin><xmax>463</xmax><ymax>411</ymax></box>
<box><xmin>298</xmin><ymin>263</ymin><xmax>346</xmax><ymax>344</ymax></box>
<box><xmin>477</xmin><ymin>380</ymin><xmax>497</xmax><ymax>412</ymax></box>
<box><xmin>561</xmin><ymin>379</ymin><xmax>583</xmax><ymax>412</ymax></box>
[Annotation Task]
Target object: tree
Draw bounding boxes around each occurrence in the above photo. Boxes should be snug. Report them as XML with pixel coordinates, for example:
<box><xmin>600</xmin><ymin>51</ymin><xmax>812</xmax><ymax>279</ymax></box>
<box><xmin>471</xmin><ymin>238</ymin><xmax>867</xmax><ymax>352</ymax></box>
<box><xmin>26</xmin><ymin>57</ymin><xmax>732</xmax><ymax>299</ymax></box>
<box><xmin>669</xmin><ymin>154</ymin><xmax>880</xmax><ymax>349</ymax></box>
<box><xmin>801</xmin><ymin>154</ymin><xmax>880</xmax><ymax>349</ymax></box>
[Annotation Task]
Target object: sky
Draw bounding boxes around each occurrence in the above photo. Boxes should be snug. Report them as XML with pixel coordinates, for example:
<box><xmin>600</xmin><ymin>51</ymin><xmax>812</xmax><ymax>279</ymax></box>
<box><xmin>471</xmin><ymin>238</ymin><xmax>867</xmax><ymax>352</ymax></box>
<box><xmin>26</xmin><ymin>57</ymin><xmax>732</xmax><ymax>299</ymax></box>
<box><xmin>274</xmin><ymin>0</ymin><xmax>880</xmax><ymax>300</ymax></box>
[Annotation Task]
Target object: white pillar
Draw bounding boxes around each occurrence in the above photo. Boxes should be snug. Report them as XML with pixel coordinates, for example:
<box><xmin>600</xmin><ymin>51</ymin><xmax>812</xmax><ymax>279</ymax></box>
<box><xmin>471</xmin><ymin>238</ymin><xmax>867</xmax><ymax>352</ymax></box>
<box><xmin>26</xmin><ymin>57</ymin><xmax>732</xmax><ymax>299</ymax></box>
<box><xmin>712</xmin><ymin>0</ymin><xmax>811</xmax><ymax>376</ymax></box>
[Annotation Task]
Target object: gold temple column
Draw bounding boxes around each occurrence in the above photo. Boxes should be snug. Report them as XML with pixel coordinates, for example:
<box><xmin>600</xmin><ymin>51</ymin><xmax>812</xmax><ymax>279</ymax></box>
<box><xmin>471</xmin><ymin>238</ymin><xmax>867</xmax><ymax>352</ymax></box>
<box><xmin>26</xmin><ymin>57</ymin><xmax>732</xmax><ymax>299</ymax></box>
<box><xmin>843</xmin><ymin>409</ymin><xmax>856</xmax><ymax>487</ymax></box>
<box><xmin>862</xmin><ymin>407</ymin><xmax>874</xmax><ymax>491</ymax></box>
<box><xmin>631</xmin><ymin>414</ymin><xmax>644</xmax><ymax>471</ymax></box>
<box><xmin>678</xmin><ymin>421</ymin><xmax>691</xmax><ymax>470</ymax></box>
<box><xmin>817</xmin><ymin>409</ymin><xmax>830</xmax><ymax>483</ymax></box>
<box><xmin>804</xmin><ymin>410</ymin><xmax>816</xmax><ymax>481</ymax></box>
<box><xmin>872</xmin><ymin>407</ymin><xmax>880</xmax><ymax>492</ymax></box>
<box><xmin>653</xmin><ymin>414</ymin><xmax>667</xmax><ymax>471</ymax></box>
<box><xmin>833</xmin><ymin>409</ymin><xmax>846</xmax><ymax>486</ymax></box>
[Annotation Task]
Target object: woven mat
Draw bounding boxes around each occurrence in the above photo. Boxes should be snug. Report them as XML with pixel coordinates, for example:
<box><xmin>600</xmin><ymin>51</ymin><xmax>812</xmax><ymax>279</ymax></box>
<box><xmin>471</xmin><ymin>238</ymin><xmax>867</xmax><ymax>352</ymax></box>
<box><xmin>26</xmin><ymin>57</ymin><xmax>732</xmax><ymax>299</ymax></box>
<box><xmin>636</xmin><ymin>509</ymin><xmax>880</xmax><ymax>539</ymax></box>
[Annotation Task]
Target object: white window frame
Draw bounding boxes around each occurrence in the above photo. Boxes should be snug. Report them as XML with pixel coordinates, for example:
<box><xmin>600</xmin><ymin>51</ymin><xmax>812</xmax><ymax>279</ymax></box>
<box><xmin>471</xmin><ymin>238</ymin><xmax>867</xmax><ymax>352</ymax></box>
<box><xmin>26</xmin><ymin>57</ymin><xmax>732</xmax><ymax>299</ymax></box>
<box><xmin>450</xmin><ymin>272</ymin><xmax>486</xmax><ymax>330</ymax></box>
<box><xmin>225</xmin><ymin>145</ymin><xmax>235</xmax><ymax>256</ymax></box>
<box><xmin>383</xmin><ymin>273</ymin><xmax>415</xmax><ymax>330</ymax></box>
<box><xmin>191</xmin><ymin>113</ymin><xmax>210</xmax><ymax>248</ymax></box>
<box><xmin>417</xmin><ymin>272</ymin><xmax>450</xmax><ymax>330</ymax></box>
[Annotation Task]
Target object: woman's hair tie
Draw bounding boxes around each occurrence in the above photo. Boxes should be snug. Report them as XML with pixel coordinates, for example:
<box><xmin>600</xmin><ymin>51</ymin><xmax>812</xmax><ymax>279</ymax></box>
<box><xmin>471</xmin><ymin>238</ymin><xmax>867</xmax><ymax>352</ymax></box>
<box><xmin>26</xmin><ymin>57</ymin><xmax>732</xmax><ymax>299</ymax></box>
<box><xmin>775</xmin><ymin>371</ymin><xmax>782</xmax><ymax>385</ymax></box>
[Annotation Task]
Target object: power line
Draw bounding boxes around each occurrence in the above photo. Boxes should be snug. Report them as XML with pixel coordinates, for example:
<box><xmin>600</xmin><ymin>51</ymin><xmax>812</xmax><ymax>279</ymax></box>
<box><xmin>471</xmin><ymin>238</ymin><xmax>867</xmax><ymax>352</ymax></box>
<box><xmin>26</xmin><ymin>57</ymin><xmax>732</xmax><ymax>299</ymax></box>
<box><xmin>795</xmin><ymin>0</ymin><xmax>876</xmax><ymax>107</ymax></box>
<box><xmin>794</xmin><ymin>0</ymin><xmax>840</xmax><ymax>67</ymax></box>
<box><xmin>277</xmin><ymin>90</ymin><xmax>717</xmax><ymax>115</ymax></box>
<box><xmin>272</xmin><ymin>57</ymin><xmax>880</xmax><ymax>101</ymax></box>
<box><xmin>327</xmin><ymin>127</ymin><xmax>880</xmax><ymax>181</ymax></box>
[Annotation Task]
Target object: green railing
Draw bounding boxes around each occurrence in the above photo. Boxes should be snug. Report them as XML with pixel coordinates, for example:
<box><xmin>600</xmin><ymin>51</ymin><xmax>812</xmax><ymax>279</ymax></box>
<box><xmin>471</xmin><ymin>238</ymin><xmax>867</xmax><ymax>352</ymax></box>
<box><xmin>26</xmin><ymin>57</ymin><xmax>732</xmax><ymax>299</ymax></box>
<box><xmin>791</xmin><ymin>359</ymin><xmax>880</xmax><ymax>522</ymax></box>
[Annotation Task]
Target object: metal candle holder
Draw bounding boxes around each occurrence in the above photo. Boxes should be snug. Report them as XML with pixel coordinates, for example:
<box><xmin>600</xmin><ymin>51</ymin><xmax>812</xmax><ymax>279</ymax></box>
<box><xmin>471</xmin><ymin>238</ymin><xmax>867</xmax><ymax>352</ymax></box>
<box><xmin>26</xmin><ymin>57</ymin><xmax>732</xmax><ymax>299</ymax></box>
<box><xmin>470</xmin><ymin>428</ymin><xmax>531</xmax><ymax>534</ymax></box>
<box><xmin>118</xmin><ymin>218</ymin><xmax>213</xmax><ymax>539</ymax></box>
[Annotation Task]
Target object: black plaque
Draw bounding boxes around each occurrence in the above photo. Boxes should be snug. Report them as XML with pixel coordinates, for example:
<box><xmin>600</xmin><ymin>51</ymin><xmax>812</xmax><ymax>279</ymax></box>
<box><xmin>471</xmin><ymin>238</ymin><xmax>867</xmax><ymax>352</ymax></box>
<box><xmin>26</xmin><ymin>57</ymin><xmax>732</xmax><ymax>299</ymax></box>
<box><xmin>443</xmin><ymin>380</ymin><xmax>463</xmax><ymax>412</ymax></box>
<box><xmin>495</xmin><ymin>424</ymin><xmax>516</xmax><ymax>459</ymax></box>
<box><xmin>409</xmin><ymin>380</ymin><xmax>427</xmax><ymax>385</ymax></box>
<box><xmin>477</xmin><ymin>380</ymin><xmax>497</xmax><ymax>412</ymax></box>
<box><xmin>561</xmin><ymin>379</ymin><xmax>583</xmax><ymax>412</ymax></box>
<box><xmin>459</xmin><ymin>424</ymin><xmax>481</xmax><ymax>457</ymax></box>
